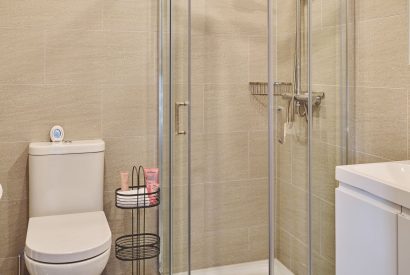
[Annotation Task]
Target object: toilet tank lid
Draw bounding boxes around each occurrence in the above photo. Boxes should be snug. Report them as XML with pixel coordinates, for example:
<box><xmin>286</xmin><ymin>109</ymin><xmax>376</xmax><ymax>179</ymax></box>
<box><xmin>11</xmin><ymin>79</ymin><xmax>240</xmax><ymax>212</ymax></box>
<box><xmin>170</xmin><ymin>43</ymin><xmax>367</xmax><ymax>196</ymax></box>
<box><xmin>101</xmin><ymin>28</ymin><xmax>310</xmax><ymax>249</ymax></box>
<box><xmin>29</xmin><ymin>140</ymin><xmax>105</xmax><ymax>156</ymax></box>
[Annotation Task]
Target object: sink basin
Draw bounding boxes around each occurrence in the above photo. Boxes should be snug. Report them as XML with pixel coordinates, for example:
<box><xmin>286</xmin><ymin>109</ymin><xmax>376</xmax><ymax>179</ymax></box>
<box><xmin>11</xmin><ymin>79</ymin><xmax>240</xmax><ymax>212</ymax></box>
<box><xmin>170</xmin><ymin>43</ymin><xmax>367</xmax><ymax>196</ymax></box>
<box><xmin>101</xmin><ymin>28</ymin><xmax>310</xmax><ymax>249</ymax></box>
<box><xmin>336</xmin><ymin>161</ymin><xmax>410</xmax><ymax>208</ymax></box>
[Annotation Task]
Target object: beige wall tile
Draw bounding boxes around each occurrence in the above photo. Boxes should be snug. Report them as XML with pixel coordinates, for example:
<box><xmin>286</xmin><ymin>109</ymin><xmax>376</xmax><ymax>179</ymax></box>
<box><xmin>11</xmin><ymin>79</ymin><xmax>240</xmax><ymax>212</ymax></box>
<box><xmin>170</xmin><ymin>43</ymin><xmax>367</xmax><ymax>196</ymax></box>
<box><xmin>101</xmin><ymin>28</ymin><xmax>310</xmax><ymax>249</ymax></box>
<box><xmin>102</xmin><ymin>0</ymin><xmax>156</xmax><ymax>32</ymax></box>
<box><xmin>0</xmin><ymin>257</ymin><xmax>18</xmax><ymax>275</ymax></box>
<box><xmin>249</xmin><ymin>225</ymin><xmax>269</xmax><ymax>260</ymax></box>
<box><xmin>290</xmin><ymin>235</ymin><xmax>308</xmax><ymax>275</ymax></box>
<box><xmin>103</xmin><ymin>31</ymin><xmax>157</xmax><ymax>85</ymax></box>
<box><xmin>249</xmin><ymin>131</ymin><xmax>268</xmax><ymax>179</ymax></box>
<box><xmin>0</xmin><ymin>29</ymin><xmax>44</xmax><ymax>84</ymax></box>
<box><xmin>0</xmin><ymin>85</ymin><xmax>101</xmax><ymax>142</ymax></box>
<box><xmin>0</xmin><ymin>200</ymin><xmax>28</xmax><ymax>258</ymax></box>
<box><xmin>357</xmin><ymin>15</ymin><xmax>407</xmax><ymax>88</ymax></box>
<box><xmin>204</xmin><ymin>179</ymin><xmax>268</xmax><ymax>232</ymax></box>
<box><xmin>45</xmin><ymin>30</ymin><xmax>105</xmax><ymax>84</ymax></box>
<box><xmin>0</xmin><ymin>142</ymin><xmax>28</xmax><ymax>201</ymax></box>
<box><xmin>191</xmin><ymin>132</ymin><xmax>249</xmax><ymax>183</ymax></box>
<box><xmin>320</xmin><ymin>201</ymin><xmax>335</xmax><ymax>262</ymax></box>
<box><xmin>192</xmin><ymin>34</ymin><xmax>249</xmax><ymax>85</ymax></box>
<box><xmin>312</xmin><ymin>26</ymin><xmax>340</xmax><ymax>86</ymax></box>
<box><xmin>0</xmin><ymin>0</ymin><xmax>103</xmax><ymax>30</ymax></box>
<box><xmin>191</xmin><ymin>228</ymin><xmax>250</xmax><ymax>269</ymax></box>
<box><xmin>312</xmin><ymin>252</ymin><xmax>335</xmax><ymax>275</ymax></box>
<box><xmin>315</xmin><ymin>85</ymin><xmax>343</xmax><ymax>147</ymax></box>
<box><xmin>275</xmin><ymin>227</ymin><xmax>292</xmax><ymax>269</ymax></box>
<box><xmin>355</xmin><ymin>87</ymin><xmax>407</xmax><ymax>160</ymax></box>
<box><xmin>277</xmin><ymin>179</ymin><xmax>308</xmax><ymax>244</ymax></box>
<box><xmin>202</xmin><ymin>0</ymin><xmax>267</xmax><ymax>35</ymax></box>
<box><xmin>104</xmin><ymin>136</ymin><xmax>157</xmax><ymax>191</ymax></box>
<box><xmin>276</xmin><ymin>131</ymin><xmax>292</xmax><ymax>184</ymax></box>
<box><xmin>102</xmin><ymin>85</ymin><xmax>157</xmax><ymax>138</ymax></box>
<box><xmin>249</xmin><ymin>36</ymin><xmax>268</xmax><ymax>82</ymax></box>
<box><xmin>291</xmin><ymin>137</ymin><xmax>308</xmax><ymax>191</ymax></box>
<box><xmin>312</xmin><ymin>142</ymin><xmax>340</xmax><ymax>203</ymax></box>
<box><xmin>204</xmin><ymin>84</ymin><xmax>267</xmax><ymax>133</ymax></box>
<box><xmin>356</xmin><ymin>0</ymin><xmax>407</xmax><ymax>21</ymax></box>
<box><xmin>322</xmin><ymin>0</ymin><xmax>341</xmax><ymax>27</ymax></box>
<box><xmin>277</xmin><ymin>31</ymin><xmax>295</xmax><ymax>83</ymax></box>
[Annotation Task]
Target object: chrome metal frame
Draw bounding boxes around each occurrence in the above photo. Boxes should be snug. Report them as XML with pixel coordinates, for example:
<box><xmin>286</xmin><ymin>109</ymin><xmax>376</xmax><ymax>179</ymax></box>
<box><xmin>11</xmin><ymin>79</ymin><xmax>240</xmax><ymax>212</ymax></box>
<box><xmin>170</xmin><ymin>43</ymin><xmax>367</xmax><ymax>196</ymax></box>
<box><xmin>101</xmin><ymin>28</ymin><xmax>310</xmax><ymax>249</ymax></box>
<box><xmin>268</xmin><ymin>0</ymin><xmax>276</xmax><ymax>273</ymax></box>
<box><xmin>157</xmin><ymin>0</ymin><xmax>164</xmax><ymax>273</ymax></box>
<box><xmin>187</xmin><ymin>0</ymin><xmax>192</xmax><ymax>274</ymax></box>
<box><xmin>307</xmin><ymin>0</ymin><xmax>313</xmax><ymax>273</ymax></box>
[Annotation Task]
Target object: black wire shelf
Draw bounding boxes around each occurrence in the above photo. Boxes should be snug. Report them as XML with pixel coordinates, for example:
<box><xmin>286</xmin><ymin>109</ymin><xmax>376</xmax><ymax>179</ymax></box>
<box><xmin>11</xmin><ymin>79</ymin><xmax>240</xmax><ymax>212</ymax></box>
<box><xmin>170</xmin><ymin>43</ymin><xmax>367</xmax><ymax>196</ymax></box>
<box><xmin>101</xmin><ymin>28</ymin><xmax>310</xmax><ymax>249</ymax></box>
<box><xmin>115</xmin><ymin>233</ymin><xmax>160</xmax><ymax>261</ymax></box>
<box><xmin>115</xmin><ymin>186</ymin><xmax>160</xmax><ymax>209</ymax></box>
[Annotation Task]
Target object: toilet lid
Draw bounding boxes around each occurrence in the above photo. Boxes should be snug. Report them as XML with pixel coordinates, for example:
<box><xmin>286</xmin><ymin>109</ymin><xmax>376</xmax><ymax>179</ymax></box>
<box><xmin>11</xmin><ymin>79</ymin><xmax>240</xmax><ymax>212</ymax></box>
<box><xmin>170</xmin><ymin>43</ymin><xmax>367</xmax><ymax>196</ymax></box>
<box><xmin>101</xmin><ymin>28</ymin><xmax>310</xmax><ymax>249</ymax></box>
<box><xmin>25</xmin><ymin>211</ymin><xmax>111</xmax><ymax>264</ymax></box>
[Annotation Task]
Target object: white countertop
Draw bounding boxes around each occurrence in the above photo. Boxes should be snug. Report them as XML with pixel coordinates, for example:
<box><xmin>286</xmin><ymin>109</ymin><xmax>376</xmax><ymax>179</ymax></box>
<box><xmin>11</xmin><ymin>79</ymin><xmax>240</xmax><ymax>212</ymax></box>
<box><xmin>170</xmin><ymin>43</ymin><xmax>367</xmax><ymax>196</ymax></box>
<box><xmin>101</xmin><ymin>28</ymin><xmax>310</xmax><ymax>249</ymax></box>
<box><xmin>336</xmin><ymin>160</ymin><xmax>410</xmax><ymax>208</ymax></box>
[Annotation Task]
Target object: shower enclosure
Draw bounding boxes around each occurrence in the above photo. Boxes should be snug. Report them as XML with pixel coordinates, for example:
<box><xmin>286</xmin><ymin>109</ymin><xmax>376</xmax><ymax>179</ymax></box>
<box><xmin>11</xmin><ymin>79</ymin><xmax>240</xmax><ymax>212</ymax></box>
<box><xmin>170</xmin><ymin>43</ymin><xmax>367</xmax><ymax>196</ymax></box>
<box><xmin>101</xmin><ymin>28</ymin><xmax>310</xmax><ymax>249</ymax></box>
<box><xmin>158</xmin><ymin>0</ymin><xmax>350</xmax><ymax>274</ymax></box>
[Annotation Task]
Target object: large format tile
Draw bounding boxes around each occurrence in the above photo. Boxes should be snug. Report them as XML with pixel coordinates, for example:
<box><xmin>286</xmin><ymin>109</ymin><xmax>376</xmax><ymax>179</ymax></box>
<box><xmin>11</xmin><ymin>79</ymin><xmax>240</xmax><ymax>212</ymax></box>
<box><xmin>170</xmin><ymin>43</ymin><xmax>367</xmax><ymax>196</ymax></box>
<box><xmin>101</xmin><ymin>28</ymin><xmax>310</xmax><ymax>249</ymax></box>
<box><xmin>102</xmin><ymin>85</ymin><xmax>157</xmax><ymax>138</ymax></box>
<box><xmin>102</xmin><ymin>0</ymin><xmax>156</xmax><ymax>32</ymax></box>
<box><xmin>192</xmin><ymin>34</ymin><xmax>249</xmax><ymax>85</ymax></box>
<box><xmin>191</xmin><ymin>227</ymin><xmax>250</xmax><ymax>270</ymax></box>
<box><xmin>103</xmin><ymin>31</ymin><xmax>156</xmax><ymax>86</ymax></box>
<box><xmin>357</xmin><ymin>15</ymin><xmax>408</xmax><ymax>88</ymax></box>
<box><xmin>0</xmin><ymin>0</ymin><xmax>103</xmax><ymax>30</ymax></box>
<box><xmin>0</xmin><ymin>85</ymin><xmax>101</xmax><ymax>142</ymax></box>
<box><xmin>0</xmin><ymin>200</ymin><xmax>28</xmax><ymax>258</ymax></box>
<box><xmin>204</xmin><ymin>178</ymin><xmax>268</xmax><ymax>232</ymax></box>
<box><xmin>203</xmin><ymin>0</ymin><xmax>267</xmax><ymax>35</ymax></box>
<box><xmin>355</xmin><ymin>87</ymin><xmax>407</xmax><ymax>160</ymax></box>
<box><xmin>0</xmin><ymin>142</ymin><xmax>29</xmax><ymax>201</ymax></box>
<box><xmin>104</xmin><ymin>136</ymin><xmax>157</xmax><ymax>191</ymax></box>
<box><xmin>204</xmin><ymin>84</ymin><xmax>267</xmax><ymax>133</ymax></box>
<box><xmin>0</xmin><ymin>29</ymin><xmax>44</xmax><ymax>84</ymax></box>
<box><xmin>45</xmin><ymin>30</ymin><xmax>105</xmax><ymax>84</ymax></box>
<box><xmin>191</xmin><ymin>132</ymin><xmax>249</xmax><ymax>183</ymax></box>
<box><xmin>0</xmin><ymin>257</ymin><xmax>18</xmax><ymax>275</ymax></box>
<box><xmin>277</xmin><ymin>179</ymin><xmax>308</xmax><ymax>244</ymax></box>
<box><xmin>356</xmin><ymin>0</ymin><xmax>407</xmax><ymax>21</ymax></box>
<box><xmin>249</xmin><ymin>131</ymin><xmax>268</xmax><ymax>179</ymax></box>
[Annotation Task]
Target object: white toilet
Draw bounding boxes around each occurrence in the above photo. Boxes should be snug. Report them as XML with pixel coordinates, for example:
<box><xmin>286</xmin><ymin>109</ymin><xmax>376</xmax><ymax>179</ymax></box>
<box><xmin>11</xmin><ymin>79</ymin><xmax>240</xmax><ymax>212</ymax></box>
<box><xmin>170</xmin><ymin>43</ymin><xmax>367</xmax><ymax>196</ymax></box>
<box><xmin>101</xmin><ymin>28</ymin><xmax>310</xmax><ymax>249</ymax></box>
<box><xmin>24</xmin><ymin>140</ymin><xmax>112</xmax><ymax>275</ymax></box>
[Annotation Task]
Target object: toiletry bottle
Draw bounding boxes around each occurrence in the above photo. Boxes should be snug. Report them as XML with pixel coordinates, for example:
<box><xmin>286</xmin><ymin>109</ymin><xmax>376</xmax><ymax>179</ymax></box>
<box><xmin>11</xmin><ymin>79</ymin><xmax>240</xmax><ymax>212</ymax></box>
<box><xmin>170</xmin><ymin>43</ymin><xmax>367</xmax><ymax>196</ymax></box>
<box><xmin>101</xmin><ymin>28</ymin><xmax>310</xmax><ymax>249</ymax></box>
<box><xmin>120</xmin><ymin>171</ymin><xmax>129</xmax><ymax>191</ymax></box>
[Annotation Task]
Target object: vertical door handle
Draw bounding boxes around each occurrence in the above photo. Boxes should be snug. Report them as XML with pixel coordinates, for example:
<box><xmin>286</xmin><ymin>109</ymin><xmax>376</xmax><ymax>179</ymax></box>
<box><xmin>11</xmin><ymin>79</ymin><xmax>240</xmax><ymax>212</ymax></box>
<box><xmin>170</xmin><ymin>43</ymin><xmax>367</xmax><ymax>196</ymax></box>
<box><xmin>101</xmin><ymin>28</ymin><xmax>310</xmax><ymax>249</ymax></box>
<box><xmin>277</xmin><ymin>106</ymin><xmax>286</xmax><ymax>144</ymax></box>
<box><xmin>175</xmin><ymin>101</ymin><xmax>189</xmax><ymax>135</ymax></box>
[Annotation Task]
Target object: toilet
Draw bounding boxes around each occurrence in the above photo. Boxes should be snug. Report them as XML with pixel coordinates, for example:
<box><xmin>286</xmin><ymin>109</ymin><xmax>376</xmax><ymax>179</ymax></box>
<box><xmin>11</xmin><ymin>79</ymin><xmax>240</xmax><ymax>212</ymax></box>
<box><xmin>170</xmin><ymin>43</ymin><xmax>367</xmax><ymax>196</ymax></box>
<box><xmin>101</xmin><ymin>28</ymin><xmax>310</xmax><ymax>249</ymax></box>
<box><xmin>24</xmin><ymin>140</ymin><xmax>112</xmax><ymax>275</ymax></box>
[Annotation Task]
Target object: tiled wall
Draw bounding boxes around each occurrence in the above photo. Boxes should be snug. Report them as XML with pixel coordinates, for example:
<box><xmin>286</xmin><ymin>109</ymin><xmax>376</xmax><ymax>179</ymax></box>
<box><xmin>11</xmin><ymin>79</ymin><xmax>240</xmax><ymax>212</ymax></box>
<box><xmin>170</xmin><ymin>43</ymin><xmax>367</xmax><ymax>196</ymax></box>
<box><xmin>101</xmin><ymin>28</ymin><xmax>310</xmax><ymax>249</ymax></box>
<box><xmin>0</xmin><ymin>1</ymin><xmax>158</xmax><ymax>274</ymax></box>
<box><xmin>353</xmin><ymin>0</ymin><xmax>410</xmax><ymax>163</ymax></box>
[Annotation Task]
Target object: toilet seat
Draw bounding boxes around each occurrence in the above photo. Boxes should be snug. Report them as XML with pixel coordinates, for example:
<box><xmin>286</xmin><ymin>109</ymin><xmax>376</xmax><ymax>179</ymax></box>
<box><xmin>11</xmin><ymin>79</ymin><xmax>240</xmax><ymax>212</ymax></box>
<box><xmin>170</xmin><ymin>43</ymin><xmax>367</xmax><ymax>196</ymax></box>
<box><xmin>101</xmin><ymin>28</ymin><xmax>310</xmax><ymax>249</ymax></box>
<box><xmin>25</xmin><ymin>211</ymin><xmax>111</xmax><ymax>264</ymax></box>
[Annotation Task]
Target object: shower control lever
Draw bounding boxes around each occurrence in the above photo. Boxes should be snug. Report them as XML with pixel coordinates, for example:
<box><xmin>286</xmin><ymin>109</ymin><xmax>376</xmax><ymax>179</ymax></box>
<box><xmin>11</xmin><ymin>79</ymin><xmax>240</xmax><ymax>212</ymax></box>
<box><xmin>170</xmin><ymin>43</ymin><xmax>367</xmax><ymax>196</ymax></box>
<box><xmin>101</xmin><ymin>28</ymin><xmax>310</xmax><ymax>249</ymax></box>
<box><xmin>175</xmin><ymin>101</ymin><xmax>189</xmax><ymax>135</ymax></box>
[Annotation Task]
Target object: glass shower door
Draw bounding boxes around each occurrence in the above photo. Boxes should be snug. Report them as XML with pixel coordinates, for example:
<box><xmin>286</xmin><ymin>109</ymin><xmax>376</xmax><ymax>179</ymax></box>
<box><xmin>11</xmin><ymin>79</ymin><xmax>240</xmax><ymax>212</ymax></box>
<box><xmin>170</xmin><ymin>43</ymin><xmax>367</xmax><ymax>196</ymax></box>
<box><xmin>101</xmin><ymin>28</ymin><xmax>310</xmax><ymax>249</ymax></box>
<box><xmin>160</xmin><ymin>0</ymin><xmax>345</xmax><ymax>274</ymax></box>
<box><xmin>161</xmin><ymin>0</ymin><xmax>272</xmax><ymax>274</ymax></box>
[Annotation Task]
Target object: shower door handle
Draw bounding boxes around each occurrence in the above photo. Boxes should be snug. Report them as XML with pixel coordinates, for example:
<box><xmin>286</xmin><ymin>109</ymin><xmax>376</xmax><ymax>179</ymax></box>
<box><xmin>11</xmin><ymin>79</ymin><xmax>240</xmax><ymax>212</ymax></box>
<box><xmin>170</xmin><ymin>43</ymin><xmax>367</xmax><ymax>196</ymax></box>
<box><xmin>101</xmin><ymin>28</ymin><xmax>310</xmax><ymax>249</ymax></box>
<box><xmin>277</xmin><ymin>106</ymin><xmax>286</xmax><ymax>144</ymax></box>
<box><xmin>175</xmin><ymin>101</ymin><xmax>189</xmax><ymax>135</ymax></box>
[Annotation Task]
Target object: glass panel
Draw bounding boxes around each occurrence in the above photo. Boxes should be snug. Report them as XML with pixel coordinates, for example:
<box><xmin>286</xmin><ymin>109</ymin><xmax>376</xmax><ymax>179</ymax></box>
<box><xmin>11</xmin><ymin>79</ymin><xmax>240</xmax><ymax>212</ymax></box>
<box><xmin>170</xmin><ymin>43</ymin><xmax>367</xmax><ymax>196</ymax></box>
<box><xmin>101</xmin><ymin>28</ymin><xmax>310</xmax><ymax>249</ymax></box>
<box><xmin>162</xmin><ymin>0</ymin><xmax>272</xmax><ymax>274</ymax></box>
<box><xmin>274</xmin><ymin>0</ymin><xmax>310</xmax><ymax>274</ymax></box>
<box><xmin>310</xmin><ymin>0</ymin><xmax>345</xmax><ymax>274</ymax></box>
<box><xmin>188</xmin><ymin>0</ymin><xmax>270</xmax><ymax>273</ymax></box>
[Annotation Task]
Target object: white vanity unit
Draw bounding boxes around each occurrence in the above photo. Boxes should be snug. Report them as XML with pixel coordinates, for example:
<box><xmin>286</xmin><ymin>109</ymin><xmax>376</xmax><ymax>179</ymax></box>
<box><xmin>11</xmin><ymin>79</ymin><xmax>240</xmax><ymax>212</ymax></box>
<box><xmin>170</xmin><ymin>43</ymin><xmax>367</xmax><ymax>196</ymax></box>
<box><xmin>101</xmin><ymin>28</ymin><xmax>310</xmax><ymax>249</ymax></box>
<box><xmin>335</xmin><ymin>161</ymin><xmax>410</xmax><ymax>275</ymax></box>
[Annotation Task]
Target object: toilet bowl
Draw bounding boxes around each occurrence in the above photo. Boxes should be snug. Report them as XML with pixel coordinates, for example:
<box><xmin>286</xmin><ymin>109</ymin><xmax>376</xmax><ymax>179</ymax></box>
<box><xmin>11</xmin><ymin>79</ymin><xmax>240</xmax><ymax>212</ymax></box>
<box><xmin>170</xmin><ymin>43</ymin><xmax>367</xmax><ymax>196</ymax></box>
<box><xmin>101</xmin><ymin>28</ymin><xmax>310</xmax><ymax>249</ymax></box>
<box><xmin>25</xmin><ymin>211</ymin><xmax>111</xmax><ymax>275</ymax></box>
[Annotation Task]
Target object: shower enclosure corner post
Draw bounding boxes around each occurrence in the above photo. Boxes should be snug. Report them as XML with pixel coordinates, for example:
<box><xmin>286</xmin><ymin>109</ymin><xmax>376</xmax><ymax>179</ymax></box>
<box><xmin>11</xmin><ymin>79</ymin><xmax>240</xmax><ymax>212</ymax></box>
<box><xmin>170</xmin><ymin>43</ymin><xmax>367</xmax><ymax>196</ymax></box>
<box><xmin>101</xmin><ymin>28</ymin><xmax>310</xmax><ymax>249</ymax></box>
<box><xmin>268</xmin><ymin>0</ymin><xmax>276</xmax><ymax>274</ymax></box>
<box><xmin>307</xmin><ymin>0</ymin><xmax>313</xmax><ymax>273</ymax></box>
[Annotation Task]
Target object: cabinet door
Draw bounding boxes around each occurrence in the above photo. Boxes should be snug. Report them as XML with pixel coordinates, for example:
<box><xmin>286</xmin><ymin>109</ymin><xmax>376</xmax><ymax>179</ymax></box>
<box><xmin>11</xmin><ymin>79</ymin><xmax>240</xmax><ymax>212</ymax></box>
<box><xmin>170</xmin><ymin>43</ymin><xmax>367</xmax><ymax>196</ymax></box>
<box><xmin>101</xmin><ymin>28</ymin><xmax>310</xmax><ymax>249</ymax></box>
<box><xmin>398</xmin><ymin>209</ymin><xmax>410</xmax><ymax>275</ymax></box>
<box><xmin>336</xmin><ymin>186</ymin><xmax>400</xmax><ymax>275</ymax></box>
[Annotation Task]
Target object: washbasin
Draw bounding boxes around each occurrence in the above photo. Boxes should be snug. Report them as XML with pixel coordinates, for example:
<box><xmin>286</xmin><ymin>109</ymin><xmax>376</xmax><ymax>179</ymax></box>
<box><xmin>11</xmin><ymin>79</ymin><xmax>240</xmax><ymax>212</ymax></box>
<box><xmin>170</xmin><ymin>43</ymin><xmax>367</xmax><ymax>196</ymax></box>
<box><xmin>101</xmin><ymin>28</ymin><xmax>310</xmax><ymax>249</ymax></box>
<box><xmin>336</xmin><ymin>160</ymin><xmax>410</xmax><ymax>208</ymax></box>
